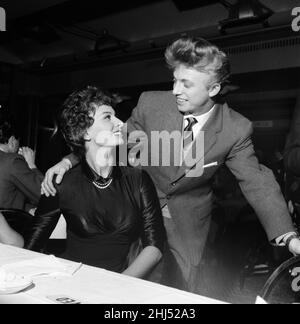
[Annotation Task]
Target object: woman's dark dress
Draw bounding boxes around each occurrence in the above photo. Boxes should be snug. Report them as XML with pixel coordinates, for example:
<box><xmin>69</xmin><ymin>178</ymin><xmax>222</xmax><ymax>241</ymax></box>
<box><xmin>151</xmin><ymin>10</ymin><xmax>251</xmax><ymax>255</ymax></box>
<box><xmin>25</xmin><ymin>161</ymin><xmax>165</xmax><ymax>272</ymax></box>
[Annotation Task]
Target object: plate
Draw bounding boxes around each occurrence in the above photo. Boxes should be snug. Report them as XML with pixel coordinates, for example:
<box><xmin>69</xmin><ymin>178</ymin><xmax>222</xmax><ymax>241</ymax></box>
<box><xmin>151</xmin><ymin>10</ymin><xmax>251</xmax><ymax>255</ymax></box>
<box><xmin>0</xmin><ymin>278</ymin><xmax>33</xmax><ymax>295</ymax></box>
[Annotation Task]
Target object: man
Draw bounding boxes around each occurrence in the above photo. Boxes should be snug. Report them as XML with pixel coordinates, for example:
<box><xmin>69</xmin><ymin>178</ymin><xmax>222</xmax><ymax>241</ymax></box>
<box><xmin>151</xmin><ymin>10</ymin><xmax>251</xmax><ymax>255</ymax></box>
<box><xmin>0</xmin><ymin>112</ymin><xmax>43</xmax><ymax>212</ymax></box>
<box><xmin>41</xmin><ymin>36</ymin><xmax>300</xmax><ymax>293</ymax></box>
<box><xmin>283</xmin><ymin>90</ymin><xmax>300</xmax><ymax>226</ymax></box>
<box><xmin>284</xmin><ymin>90</ymin><xmax>300</xmax><ymax>176</ymax></box>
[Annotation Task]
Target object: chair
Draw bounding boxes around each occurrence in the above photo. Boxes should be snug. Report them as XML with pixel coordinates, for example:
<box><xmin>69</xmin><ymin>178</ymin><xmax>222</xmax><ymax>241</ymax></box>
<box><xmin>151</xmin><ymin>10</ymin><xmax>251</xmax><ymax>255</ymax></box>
<box><xmin>0</xmin><ymin>208</ymin><xmax>66</xmax><ymax>256</ymax></box>
<box><xmin>259</xmin><ymin>256</ymin><xmax>300</xmax><ymax>304</ymax></box>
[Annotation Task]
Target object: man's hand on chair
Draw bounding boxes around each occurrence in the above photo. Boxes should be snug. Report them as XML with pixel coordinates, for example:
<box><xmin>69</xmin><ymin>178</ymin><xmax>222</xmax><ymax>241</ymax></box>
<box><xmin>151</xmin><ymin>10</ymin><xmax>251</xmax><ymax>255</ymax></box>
<box><xmin>289</xmin><ymin>237</ymin><xmax>300</xmax><ymax>256</ymax></box>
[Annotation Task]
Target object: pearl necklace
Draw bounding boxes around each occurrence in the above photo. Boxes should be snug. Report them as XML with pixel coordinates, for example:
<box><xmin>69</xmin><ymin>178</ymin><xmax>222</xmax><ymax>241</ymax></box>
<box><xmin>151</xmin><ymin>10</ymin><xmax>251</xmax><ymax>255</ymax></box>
<box><xmin>92</xmin><ymin>176</ymin><xmax>113</xmax><ymax>189</ymax></box>
<box><xmin>90</xmin><ymin>166</ymin><xmax>114</xmax><ymax>190</ymax></box>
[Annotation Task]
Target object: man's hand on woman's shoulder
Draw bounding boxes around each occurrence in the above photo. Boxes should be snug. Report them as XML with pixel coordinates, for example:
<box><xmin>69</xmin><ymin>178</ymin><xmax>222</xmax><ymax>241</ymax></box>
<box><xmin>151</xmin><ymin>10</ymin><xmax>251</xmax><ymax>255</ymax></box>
<box><xmin>41</xmin><ymin>158</ymin><xmax>72</xmax><ymax>197</ymax></box>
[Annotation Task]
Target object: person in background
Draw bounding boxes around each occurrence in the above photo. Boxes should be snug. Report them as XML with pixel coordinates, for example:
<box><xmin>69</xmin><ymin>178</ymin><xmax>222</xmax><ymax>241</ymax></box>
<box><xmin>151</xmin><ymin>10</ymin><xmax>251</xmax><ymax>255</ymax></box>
<box><xmin>283</xmin><ymin>90</ymin><xmax>300</xmax><ymax>230</ymax></box>
<box><xmin>0</xmin><ymin>112</ymin><xmax>43</xmax><ymax>213</ymax></box>
<box><xmin>25</xmin><ymin>86</ymin><xmax>165</xmax><ymax>279</ymax></box>
<box><xmin>40</xmin><ymin>36</ymin><xmax>300</xmax><ymax>293</ymax></box>
<box><xmin>0</xmin><ymin>212</ymin><xmax>24</xmax><ymax>247</ymax></box>
<box><xmin>284</xmin><ymin>91</ymin><xmax>300</xmax><ymax>176</ymax></box>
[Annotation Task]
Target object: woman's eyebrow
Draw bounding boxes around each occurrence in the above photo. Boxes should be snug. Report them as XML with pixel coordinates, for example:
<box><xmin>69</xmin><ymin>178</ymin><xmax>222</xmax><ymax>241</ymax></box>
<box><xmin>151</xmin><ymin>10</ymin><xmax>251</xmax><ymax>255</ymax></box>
<box><xmin>102</xmin><ymin>111</ymin><xmax>114</xmax><ymax>115</ymax></box>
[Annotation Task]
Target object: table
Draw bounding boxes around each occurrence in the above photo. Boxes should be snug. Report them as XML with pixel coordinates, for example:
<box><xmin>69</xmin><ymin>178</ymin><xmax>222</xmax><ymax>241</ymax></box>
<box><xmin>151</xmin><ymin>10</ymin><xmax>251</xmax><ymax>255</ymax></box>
<box><xmin>0</xmin><ymin>244</ymin><xmax>226</xmax><ymax>304</ymax></box>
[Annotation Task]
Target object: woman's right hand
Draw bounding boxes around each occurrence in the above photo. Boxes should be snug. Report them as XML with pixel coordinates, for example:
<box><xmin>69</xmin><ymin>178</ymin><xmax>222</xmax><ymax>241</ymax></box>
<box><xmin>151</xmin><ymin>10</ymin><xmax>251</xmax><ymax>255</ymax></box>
<box><xmin>41</xmin><ymin>159</ymin><xmax>72</xmax><ymax>197</ymax></box>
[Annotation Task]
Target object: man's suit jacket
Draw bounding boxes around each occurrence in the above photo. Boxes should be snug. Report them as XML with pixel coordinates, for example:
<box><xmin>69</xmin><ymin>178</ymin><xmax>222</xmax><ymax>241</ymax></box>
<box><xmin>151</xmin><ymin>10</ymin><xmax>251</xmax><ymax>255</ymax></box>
<box><xmin>127</xmin><ymin>91</ymin><xmax>294</xmax><ymax>271</ymax></box>
<box><xmin>284</xmin><ymin>92</ymin><xmax>300</xmax><ymax>177</ymax></box>
<box><xmin>0</xmin><ymin>151</ymin><xmax>43</xmax><ymax>212</ymax></box>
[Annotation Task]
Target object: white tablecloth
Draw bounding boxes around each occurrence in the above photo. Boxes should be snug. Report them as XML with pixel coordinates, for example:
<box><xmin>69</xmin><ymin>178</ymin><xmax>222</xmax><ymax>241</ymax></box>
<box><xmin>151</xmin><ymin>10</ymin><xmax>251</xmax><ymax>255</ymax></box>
<box><xmin>0</xmin><ymin>243</ymin><xmax>226</xmax><ymax>304</ymax></box>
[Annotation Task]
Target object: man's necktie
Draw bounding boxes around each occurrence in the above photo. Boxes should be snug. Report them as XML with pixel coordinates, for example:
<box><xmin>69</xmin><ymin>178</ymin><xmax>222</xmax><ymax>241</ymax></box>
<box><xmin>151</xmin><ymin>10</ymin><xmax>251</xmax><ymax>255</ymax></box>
<box><xmin>183</xmin><ymin>117</ymin><xmax>198</xmax><ymax>150</ymax></box>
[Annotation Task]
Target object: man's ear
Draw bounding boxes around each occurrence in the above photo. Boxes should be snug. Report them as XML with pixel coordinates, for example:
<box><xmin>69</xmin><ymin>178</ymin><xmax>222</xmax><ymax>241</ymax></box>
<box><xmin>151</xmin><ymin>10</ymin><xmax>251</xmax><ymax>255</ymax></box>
<box><xmin>208</xmin><ymin>83</ymin><xmax>221</xmax><ymax>97</ymax></box>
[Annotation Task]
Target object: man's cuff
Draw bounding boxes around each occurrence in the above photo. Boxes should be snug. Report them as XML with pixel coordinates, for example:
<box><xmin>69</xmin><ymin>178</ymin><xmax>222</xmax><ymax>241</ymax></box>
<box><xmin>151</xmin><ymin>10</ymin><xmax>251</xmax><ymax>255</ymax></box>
<box><xmin>62</xmin><ymin>158</ymin><xmax>72</xmax><ymax>169</ymax></box>
<box><xmin>275</xmin><ymin>232</ymin><xmax>298</xmax><ymax>246</ymax></box>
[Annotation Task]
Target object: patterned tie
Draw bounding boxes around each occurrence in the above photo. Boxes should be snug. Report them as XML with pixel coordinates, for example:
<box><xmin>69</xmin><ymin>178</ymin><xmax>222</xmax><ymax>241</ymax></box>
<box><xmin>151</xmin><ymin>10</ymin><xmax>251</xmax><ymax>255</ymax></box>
<box><xmin>183</xmin><ymin>117</ymin><xmax>198</xmax><ymax>150</ymax></box>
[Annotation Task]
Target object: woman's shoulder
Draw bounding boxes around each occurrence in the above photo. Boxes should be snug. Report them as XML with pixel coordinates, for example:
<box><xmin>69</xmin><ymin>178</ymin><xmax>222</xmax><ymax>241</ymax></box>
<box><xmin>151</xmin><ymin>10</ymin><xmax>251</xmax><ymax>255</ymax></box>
<box><xmin>55</xmin><ymin>164</ymin><xmax>82</xmax><ymax>190</ymax></box>
<box><xmin>118</xmin><ymin>166</ymin><xmax>150</xmax><ymax>179</ymax></box>
<box><xmin>119</xmin><ymin>166</ymin><xmax>141</xmax><ymax>175</ymax></box>
<box><xmin>118</xmin><ymin>166</ymin><xmax>153</xmax><ymax>188</ymax></box>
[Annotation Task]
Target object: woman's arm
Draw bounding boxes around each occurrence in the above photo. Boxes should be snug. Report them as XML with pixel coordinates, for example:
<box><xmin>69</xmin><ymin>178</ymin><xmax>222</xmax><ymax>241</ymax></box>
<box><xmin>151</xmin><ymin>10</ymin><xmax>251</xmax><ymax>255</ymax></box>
<box><xmin>0</xmin><ymin>213</ymin><xmax>24</xmax><ymax>248</ymax></box>
<box><xmin>122</xmin><ymin>246</ymin><xmax>162</xmax><ymax>278</ymax></box>
<box><xmin>24</xmin><ymin>195</ymin><xmax>61</xmax><ymax>252</ymax></box>
<box><xmin>124</xmin><ymin>170</ymin><xmax>166</xmax><ymax>278</ymax></box>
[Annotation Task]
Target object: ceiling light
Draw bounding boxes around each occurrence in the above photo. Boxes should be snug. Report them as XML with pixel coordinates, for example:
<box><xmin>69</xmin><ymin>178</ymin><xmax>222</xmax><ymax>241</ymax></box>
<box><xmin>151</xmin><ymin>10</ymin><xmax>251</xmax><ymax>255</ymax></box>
<box><xmin>94</xmin><ymin>29</ymin><xmax>129</xmax><ymax>55</ymax></box>
<box><xmin>218</xmin><ymin>0</ymin><xmax>273</xmax><ymax>34</ymax></box>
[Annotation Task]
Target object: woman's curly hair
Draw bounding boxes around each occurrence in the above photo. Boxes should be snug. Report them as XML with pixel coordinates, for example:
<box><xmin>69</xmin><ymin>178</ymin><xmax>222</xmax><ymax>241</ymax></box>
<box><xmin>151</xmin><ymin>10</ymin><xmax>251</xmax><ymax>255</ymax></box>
<box><xmin>60</xmin><ymin>86</ymin><xmax>115</xmax><ymax>158</ymax></box>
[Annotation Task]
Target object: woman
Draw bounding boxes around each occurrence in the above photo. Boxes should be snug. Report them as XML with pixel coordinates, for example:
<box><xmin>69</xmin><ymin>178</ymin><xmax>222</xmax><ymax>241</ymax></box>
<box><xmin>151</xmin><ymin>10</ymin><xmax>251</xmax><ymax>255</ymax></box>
<box><xmin>25</xmin><ymin>86</ymin><xmax>165</xmax><ymax>279</ymax></box>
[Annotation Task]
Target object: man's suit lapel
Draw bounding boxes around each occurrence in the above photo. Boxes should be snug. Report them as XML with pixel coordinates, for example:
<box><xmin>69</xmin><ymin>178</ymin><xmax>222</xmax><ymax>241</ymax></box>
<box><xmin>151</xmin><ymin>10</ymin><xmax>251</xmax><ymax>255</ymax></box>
<box><xmin>173</xmin><ymin>103</ymin><xmax>223</xmax><ymax>182</ymax></box>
